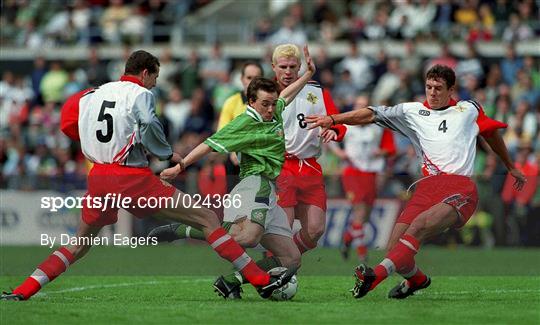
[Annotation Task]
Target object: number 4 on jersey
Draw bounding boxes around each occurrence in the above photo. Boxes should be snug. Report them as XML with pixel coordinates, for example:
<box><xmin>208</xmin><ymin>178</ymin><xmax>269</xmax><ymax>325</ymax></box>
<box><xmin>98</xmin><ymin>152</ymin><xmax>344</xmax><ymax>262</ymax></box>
<box><xmin>438</xmin><ymin>120</ymin><xmax>448</xmax><ymax>133</ymax></box>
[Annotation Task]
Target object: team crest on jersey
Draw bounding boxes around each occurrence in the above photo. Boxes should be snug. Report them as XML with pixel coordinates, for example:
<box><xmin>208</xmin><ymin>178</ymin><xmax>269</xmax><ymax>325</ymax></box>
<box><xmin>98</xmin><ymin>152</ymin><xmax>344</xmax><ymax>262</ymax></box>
<box><xmin>306</xmin><ymin>92</ymin><xmax>318</xmax><ymax>105</ymax></box>
<box><xmin>419</xmin><ymin>109</ymin><xmax>430</xmax><ymax>116</ymax></box>
<box><xmin>455</xmin><ymin>105</ymin><xmax>466</xmax><ymax>112</ymax></box>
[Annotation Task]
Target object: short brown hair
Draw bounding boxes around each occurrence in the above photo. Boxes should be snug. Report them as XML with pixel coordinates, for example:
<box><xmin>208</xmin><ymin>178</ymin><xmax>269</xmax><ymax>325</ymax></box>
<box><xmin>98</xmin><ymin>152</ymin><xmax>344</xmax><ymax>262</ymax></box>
<box><xmin>124</xmin><ymin>50</ymin><xmax>160</xmax><ymax>75</ymax></box>
<box><xmin>241</xmin><ymin>61</ymin><xmax>263</xmax><ymax>77</ymax></box>
<box><xmin>246</xmin><ymin>77</ymin><xmax>278</xmax><ymax>103</ymax></box>
<box><xmin>426</xmin><ymin>64</ymin><xmax>456</xmax><ymax>88</ymax></box>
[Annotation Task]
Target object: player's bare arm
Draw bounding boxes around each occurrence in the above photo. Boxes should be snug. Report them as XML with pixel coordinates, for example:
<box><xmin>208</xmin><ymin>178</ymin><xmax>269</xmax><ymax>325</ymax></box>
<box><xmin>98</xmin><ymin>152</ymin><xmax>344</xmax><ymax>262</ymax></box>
<box><xmin>482</xmin><ymin>130</ymin><xmax>526</xmax><ymax>190</ymax></box>
<box><xmin>279</xmin><ymin>45</ymin><xmax>316</xmax><ymax>106</ymax></box>
<box><xmin>306</xmin><ymin>107</ymin><xmax>376</xmax><ymax>130</ymax></box>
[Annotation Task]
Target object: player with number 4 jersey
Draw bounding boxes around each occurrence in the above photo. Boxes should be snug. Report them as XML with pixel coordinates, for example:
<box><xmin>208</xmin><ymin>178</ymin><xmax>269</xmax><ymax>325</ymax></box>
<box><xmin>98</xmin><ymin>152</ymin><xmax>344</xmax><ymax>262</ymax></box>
<box><xmin>306</xmin><ymin>64</ymin><xmax>526</xmax><ymax>300</ymax></box>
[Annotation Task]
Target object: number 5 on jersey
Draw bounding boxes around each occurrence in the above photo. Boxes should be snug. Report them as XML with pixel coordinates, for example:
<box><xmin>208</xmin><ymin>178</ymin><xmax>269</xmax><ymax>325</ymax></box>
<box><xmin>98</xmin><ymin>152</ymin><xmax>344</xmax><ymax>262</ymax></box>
<box><xmin>97</xmin><ymin>100</ymin><xmax>115</xmax><ymax>143</ymax></box>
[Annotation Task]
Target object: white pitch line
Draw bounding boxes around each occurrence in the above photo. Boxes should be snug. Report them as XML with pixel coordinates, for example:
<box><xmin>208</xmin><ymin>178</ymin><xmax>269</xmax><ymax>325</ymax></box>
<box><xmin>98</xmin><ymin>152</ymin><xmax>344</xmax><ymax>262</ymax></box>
<box><xmin>420</xmin><ymin>289</ymin><xmax>540</xmax><ymax>295</ymax></box>
<box><xmin>36</xmin><ymin>278</ymin><xmax>213</xmax><ymax>296</ymax></box>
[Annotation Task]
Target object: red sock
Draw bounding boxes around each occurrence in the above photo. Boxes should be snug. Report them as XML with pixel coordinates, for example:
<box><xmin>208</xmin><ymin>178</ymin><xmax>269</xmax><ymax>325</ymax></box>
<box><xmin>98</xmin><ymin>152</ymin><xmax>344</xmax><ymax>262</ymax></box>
<box><xmin>344</xmin><ymin>222</ymin><xmax>363</xmax><ymax>246</ymax></box>
<box><xmin>343</xmin><ymin>231</ymin><xmax>353</xmax><ymax>245</ymax></box>
<box><xmin>293</xmin><ymin>230</ymin><xmax>317</xmax><ymax>254</ymax></box>
<box><xmin>207</xmin><ymin>228</ymin><xmax>270</xmax><ymax>287</ymax></box>
<box><xmin>13</xmin><ymin>247</ymin><xmax>75</xmax><ymax>300</ymax></box>
<box><xmin>399</xmin><ymin>265</ymin><xmax>428</xmax><ymax>287</ymax></box>
<box><xmin>356</xmin><ymin>245</ymin><xmax>368</xmax><ymax>258</ymax></box>
<box><xmin>370</xmin><ymin>234</ymin><xmax>420</xmax><ymax>290</ymax></box>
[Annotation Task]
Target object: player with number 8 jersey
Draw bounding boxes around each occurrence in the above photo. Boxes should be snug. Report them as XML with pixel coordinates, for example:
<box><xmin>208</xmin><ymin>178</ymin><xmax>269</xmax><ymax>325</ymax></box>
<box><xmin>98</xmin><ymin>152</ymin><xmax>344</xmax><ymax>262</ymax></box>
<box><xmin>272</xmin><ymin>44</ymin><xmax>347</xmax><ymax>255</ymax></box>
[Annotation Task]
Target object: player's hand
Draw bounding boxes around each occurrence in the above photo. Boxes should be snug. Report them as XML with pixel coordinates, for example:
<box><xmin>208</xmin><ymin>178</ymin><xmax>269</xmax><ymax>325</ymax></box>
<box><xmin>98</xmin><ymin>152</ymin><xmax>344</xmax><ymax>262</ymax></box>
<box><xmin>306</xmin><ymin>115</ymin><xmax>332</xmax><ymax>130</ymax></box>
<box><xmin>303</xmin><ymin>45</ymin><xmax>315</xmax><ymax>75</ymax></box>
<box><xmin>509</xmin><ymin>168</ymin><xmax>526</xmax><ymax>191</ymax></box>
<box><xmin>320</xmin><ymin>129</ymin><xmax>337</xmax><ymax>143</ymax></box>
<box><xmin>160</xmin><ymin>162</ymin><xmax>183</xmax><ymax>180</ymax></box>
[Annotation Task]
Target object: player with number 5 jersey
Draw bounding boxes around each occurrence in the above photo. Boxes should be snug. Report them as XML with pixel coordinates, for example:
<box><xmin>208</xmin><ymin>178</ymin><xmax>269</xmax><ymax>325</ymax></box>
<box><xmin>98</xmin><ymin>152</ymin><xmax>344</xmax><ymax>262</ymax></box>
<box><xmin>306</xmin><ymin>64</ymin><xmax>526</xmax><ymax>300</ymax></box>
<box><xmin>1</xmin><ymin>50</ymin><xmax>295</xmax><ymax>302</ymax></box>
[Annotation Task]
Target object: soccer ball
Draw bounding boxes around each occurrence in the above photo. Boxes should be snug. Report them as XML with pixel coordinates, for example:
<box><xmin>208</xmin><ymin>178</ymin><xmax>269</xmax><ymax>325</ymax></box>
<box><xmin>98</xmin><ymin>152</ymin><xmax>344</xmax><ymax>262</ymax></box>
<box><xmin>268</xmin><ymin>267</ymin><xmax>298</xmax><ymax>301</ymax></box>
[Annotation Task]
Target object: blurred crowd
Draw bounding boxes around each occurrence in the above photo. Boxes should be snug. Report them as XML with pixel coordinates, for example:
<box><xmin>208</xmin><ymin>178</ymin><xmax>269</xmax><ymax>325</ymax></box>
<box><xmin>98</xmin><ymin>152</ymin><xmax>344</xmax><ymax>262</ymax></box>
<box><xmin>0</xmin><ymin>0</ymin><xmax>539</xmax><ymax>246</ymax></box>
<box><xmin>1</xmin><ymin>0</ymin><xmax>539</xmax><ymax>47</ymax></box>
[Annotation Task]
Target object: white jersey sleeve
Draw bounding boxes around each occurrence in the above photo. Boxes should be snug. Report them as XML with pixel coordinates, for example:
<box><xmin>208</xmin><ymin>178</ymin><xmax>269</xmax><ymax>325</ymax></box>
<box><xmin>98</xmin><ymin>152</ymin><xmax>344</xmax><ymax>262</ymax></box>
<box><xmin>78</xmin><ymin>80</ymin><xmax>172</xmax><ymax>167</ymax></box>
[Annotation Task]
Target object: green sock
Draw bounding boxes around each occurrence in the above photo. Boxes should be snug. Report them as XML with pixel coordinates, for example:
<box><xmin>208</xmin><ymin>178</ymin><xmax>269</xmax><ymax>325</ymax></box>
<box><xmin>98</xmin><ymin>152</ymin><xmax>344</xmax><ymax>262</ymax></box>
<box><xmin>175</xmin><ymin>224</ymin><xmax>206</xmax><ymax>240</ymax></box>
<box><xmin>223</xmin><ymin>256</ymin><xmax>282</xmax><ymax>286</ymax></box>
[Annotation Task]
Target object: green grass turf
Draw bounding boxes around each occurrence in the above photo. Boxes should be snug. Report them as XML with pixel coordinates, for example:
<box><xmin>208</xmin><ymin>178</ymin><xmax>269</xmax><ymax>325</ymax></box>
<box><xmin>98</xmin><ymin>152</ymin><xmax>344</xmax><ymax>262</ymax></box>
<box><xmin>1</xmin><ymin>245</ymin><xmax>539</xmax><ymax>324</ymax></box>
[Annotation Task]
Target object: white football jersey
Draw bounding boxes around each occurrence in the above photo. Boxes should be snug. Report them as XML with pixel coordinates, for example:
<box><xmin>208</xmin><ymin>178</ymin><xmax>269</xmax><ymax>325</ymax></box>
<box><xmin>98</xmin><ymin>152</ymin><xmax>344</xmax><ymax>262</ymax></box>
<box><xmin>78</xmin><ymin>78</ymin><xmax>172</xmax><ymax>167</ymax></box>
<box><xmin>281</xmin><ymin>83</ymin><xmax>328</xmax><ymax>159</ymax></box>
<box><xmin>371</xmin><ymin>100</ymin><xmax>483</xmax><ymax>176</ymax></box>
<box><xmin>344</xmin><ymin>124</ymin><xmax>387</xmax><ymax>173</ymax></box>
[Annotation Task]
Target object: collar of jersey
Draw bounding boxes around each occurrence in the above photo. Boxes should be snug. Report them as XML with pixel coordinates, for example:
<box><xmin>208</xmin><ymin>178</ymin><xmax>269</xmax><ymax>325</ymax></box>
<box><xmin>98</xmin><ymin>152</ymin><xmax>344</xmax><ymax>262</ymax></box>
<box><xmin>120</xmin><ymin>75</ymin><xmax>144</xmax><ymax>87</ymax></box>
<box><xmin>246</xmin><ymin>106</ymin><xmax>264</xmax><ymax>122</ymax></box>
<box><xmin>246</xmin><ymin>106</ymin><xmax>276</xmax><ymax>123</ymax></box>
<box><xmin>423</xmin><ymin>98</ymin><xmax>457</xmax><ymax>110</ymax></box>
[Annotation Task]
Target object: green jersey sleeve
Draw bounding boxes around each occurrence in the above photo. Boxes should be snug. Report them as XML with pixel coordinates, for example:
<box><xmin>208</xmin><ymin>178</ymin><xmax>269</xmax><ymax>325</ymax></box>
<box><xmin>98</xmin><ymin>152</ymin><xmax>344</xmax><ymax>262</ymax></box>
<box><xmin>275</xmin><ymin>97</ymin><xmax>286</xmax><ymax>123</ymax></box>
<box><xmin>205</xmin><ymin>115</ymin><xmax>254</xmax><ymax>153</ymax></box>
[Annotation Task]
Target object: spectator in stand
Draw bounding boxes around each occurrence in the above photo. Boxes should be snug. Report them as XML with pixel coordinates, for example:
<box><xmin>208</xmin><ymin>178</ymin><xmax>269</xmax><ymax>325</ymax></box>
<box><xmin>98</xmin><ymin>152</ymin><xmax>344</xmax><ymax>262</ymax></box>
<box><xmin>86</xmin><ymin>47</ymin><xmax>110</xmax><ymax>87</ymax></box>
<box><xmin>163</xmin><ymin>87</ymin><xmax>191</xmax><ymax>143</ymax></box>
<box><xmin>100</xmin><ymin>0</ymin><xmax>131</xmax><ymax>43</ymax></box>
<box><xmin>455</xmin><ymin>44</ymin><xmax>483</xmax><ymax>86</ymax></box>
<box><xmin>40</xmin><ymin>61</ymin><xmax>69</xmax><ymax>104</ymax></box>
<box><xmin>335</xmin><ymin>41</ymin><xmax>373</xmax><ymax>93</ymax></box>
<box><xmin>30</xmin><ymin>56</ymin><xmax>47</xmax><ymax>106</ymax></box>
<box><xmin>500</xmin><ymin>45</ymin><xmax>524</xmax><ymax>86</ymax></box>
<box><xmin>179</xmin><ymin>49</ymin><xmax>201</xmax><ymax>99</ymax></box>
<box><xmin>268</xmin><ymin>15</ymin><xmax>308</xmax><ymax>46</ymax></box>
<box><xmin>200</xmin><ymin>42</ymin><xmax>231</xmax><ymax>92</ymax></box>
<box><xmin>426</xmin><ymin>43</ymin><xmax>457</xmax><ymax>72</ymax></box>
<box><xmin>372</xmin><ymin>58</ymin><xmax>402</xmax><ymax>105</ymax></box>
<box><xmin>364</xmin><ymin>5</ymin><xmax>389</xmax><ymax>40</ymax></box>
<box><xmin>253</xmin><ymin>17</ymin><xmax>273</xmax><ymax>43</ymax></box>
<box><xmin>333</xmin><ymin>70</ymin><xmax>358</xmax><ymax>111</ymax></box>
<box><xmin>156</xmin><ymin>48</ymin><xmax>180</xmax><ymax>95</ymax></box>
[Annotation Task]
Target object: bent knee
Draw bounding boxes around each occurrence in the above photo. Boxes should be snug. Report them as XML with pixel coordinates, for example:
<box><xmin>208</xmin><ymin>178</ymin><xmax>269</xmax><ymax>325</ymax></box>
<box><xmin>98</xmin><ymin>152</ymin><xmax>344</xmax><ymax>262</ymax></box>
<box><xmin>307</xmin><ymin>224</ymin><xmax>325</xmax><ymax>242</ymax></box>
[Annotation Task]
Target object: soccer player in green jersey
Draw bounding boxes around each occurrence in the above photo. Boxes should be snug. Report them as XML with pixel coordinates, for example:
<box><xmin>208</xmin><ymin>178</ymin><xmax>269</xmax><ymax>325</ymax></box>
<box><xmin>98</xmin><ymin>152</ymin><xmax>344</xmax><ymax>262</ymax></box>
<box><xmin>152</xmin><ymin>46</ymin><xmax>316</xmax><ymax>298</ymax></box>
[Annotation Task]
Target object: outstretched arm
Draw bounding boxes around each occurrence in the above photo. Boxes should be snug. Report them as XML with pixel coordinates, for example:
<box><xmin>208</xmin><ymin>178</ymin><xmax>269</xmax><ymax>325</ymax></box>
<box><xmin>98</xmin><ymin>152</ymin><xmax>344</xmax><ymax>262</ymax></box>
<box><xmin>160</xmin><ymin>143</ymin><xmax>212</xmax><ymax>180</ymax></box>
<box><xmin>306</xmin><ymin>107</ymin><xmax>375</xmax><ymax>130</ymax></box>
<box><xmin>279</xmin><ymin>45</ymin><xmax>316</xmax><ymax>105</ymax></box>
<box><xmin>482</xmin><ymin>130</ymin><xmax>526</xmax><ymax>190</ymax></box>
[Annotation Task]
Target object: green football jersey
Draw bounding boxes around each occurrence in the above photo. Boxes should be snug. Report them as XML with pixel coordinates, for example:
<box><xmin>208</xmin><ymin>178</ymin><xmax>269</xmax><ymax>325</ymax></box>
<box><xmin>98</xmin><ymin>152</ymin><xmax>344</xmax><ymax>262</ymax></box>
<box><xmin>205</xmin><ymin>98</ymin><xmax>286</xmax><ymax>180</ymax></box>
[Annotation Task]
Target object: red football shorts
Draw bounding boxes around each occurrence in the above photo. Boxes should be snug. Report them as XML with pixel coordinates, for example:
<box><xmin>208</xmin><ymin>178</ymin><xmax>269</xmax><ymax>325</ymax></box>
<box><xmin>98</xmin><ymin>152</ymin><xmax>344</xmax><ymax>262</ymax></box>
<box><xmin>398</xmin><ymin>174</ymin><xmax>478</xmax><ymax>228</ymax></box>
<box><xmin>82</xmin><ymin>163</ymin><xmax>176</xmax><ymax>227</ymax></box>
<box><xmin>341</xmin><ymin>166</ymin><xmax>377</xmax><ymax>205</ymax></box>
<box><xmin>277</xmin><ymin>157</ymin><xmax>327</xmax><ymax>211</ymax></box>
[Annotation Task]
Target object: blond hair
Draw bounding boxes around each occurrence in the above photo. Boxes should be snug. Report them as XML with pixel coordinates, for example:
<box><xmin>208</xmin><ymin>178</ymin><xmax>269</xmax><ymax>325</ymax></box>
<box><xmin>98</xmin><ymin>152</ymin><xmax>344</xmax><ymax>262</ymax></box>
<box><xmin>272</xmin><ymin>44</ymin><xmax>301</xmax><ymax>64</ymax></box>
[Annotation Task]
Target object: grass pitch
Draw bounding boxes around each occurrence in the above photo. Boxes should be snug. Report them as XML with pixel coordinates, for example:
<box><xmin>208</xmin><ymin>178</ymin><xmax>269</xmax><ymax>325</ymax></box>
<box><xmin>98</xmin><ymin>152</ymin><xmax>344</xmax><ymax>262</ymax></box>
<box><xmin>1</xmin><ymin>245</ymin><xmax>539</xmax><ymax>324</ymax></box>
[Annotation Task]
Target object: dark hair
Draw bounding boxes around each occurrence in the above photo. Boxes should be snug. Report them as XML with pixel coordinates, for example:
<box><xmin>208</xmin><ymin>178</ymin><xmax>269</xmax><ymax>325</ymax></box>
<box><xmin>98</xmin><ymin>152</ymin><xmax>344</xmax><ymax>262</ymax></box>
<box><xmin>124</xmin><ymin>50</ymin><xmax>160</xmax><ymax>75</ymax></box>
<box><xmin>426</xmin><ymin>64</ymin><xmax>456</xmax><ymax>88</ymax></box>
<box><xmin>246</xmin><ymin>77</ymin><xmax>278</xmax><ymax>103</ymax></box>
<box><xmin>241</xmin><ymin>61</ymin><xmax>263</xmax><ymax>77</ymax></box>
